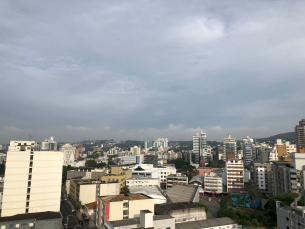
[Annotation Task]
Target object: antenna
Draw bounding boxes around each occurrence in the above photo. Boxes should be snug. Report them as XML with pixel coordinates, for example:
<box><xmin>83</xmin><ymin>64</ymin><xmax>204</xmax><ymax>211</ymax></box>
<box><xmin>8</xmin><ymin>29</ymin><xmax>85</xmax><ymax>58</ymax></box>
<box><xmin>29</xmin><ymin>135</ymin><xmax>33</xmax><ymax>140</ymax></box>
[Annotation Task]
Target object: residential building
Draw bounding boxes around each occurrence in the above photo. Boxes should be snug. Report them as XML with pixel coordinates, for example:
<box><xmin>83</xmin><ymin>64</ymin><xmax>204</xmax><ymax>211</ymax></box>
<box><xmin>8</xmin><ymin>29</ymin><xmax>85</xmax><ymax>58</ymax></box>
<box><xmin>251</xmin><ymin>162</ymin><xmax>272</xmax><ymax>194</ymax></box>
<box><xmin>153</xmin><ymin>138</ymin><xmax>168</xmax><ymax>148</ymax></box>
<box><xmin>175</xmin><ymin>217</ymin><xmax>239</xmax><ymax>229</ymax></box>
<box><xmin>158</xmin><ymin>165</ymin><xmax>176</xmax><ymax>183</ymax></box>
<box><xmin>242</xmin><ymin>136</ymin><xmax>253</xmax><ymax>165</ymax></box>
<box><xmin>155</xmin><ymin>202</ymin><xmax>206</xmax><ymax>223</ymax></box>
<box><xmin>223</xmin><ymin>134</ymin><xmax>237</xmax><ymax>159</ymax></box>
<box><xmin>276</xmin><ymin>191</ymin><xmax>305</xmax><ymax>229</ymax></box>
<box><xmin>100</xmin><ymin>166</ymin><xmax>132</xmax><ymax>190</ymax></box>
<box><xmin>105</xmin><ymin>210</ymin><xmax>175</xmax><ymax>229</ymax></box>
<box><xmin>129</xmin><ymin>186</ymin><xmax>166</xmax><ymax>204</ymax></box>
<box><xmin>69</xmin><ymin>179</ymin><xmax>120</xmax><ymax>204</ymax></box>
<box><xmin>126</xmin><ymin>177</ymin><xmax>160</xmax><ymax>187</ymax></box>
<box><xmin>41</xmin><ymin>136</ymin><xmax>57</xmax><ymax>151</ymax></box>
<box><xmin>296</xmin><ymin>119</ymin><xmax>305</xmax><ymax>153</ymax></box>
<box><xmin>83</xmin><ymin>201</ymin><xmax>97</xmax><ymax>228</ymax></box>
<box><xmin>96</xmin><ymin>194</ymin><xmax>154</xmax><ymax>228</ymax></box>
<box><xmin>60</xmin><ymin>143</ymin><xmax>76</xmax><ymax>166</ymax></box>
<box><xmin>226</xmin><ymin>159</ymin><xmax>244</xmax><ymax>193</ymax></box>
<box><xmin>166</xmin><ymin>174</ymin><xmax>188</xmax><ymax>189</ymax></box>
<box><xmin>272</xmin><ymin>161</ymin><xmax>292</xmax><ymax>195</ymax></box>
<box><xmin>2</xmin><ymin>140</ymin><xmax>63</xmax><ymax>217</ymax></box>
<box><xmin>269</xmin><ymin>139</ymin><xmax>297</xmax><ymax>162</ymax></box>
<box><xmin>0</xmin><ymin>212</ymin><xmax>62</xmax><ymax>229</ymax></box>
<box><xmin>167</xmin><ymin>185</ymin><xmax>200</xmax><ymax>203</ymax></box>
<box><xmin>144</xmin><ymin>154</ymin><xmax>158</xmax><ymax>167</ymax></box>
<box><xmin>67</xmin><ymin>167</ymin><xmax>106</xmax><ymax>180</ymax></box>
<box><xmin>74</xmin><ymin>148</ymin><xmax>81</xmax><ymax>159</ymax></box>
<box><xmin>130</xmin><ymin>146</ymin><xmax>141</xmax><ymax>155</ymax></box>
<box><xmin>193</xmin><ymin>130</ymin><xmax>208</xmax><ymax>164</ymax></box>
<box><xmin>204</xmin><ymin>172</ymin><xmax>223</xmax><ymax>194</ymax></box>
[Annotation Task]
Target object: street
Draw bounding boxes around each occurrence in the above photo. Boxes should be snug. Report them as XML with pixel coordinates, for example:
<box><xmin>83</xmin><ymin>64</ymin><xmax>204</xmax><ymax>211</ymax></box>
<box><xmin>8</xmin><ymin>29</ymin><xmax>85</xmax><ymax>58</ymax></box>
<box><xmin>61</xmin><ymin>200</ymin><xmax>84</xmax><ymax>229</ymax></box>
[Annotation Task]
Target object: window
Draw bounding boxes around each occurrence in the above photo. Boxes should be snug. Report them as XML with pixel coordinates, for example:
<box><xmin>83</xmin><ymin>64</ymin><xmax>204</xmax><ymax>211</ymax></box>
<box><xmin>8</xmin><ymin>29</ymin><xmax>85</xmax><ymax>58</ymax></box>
<box><xmin>27</xmin><ymin>188</ymin><xmax>30</xmax><ymax>193</ymax></box>
<box><xmin>26</xmin><ymin>208</ymin><xmax>29</xmax><ymax>213</ymax></box>
<box><xmin>28</xmin><ymin>181</ymin><xmax>31</xmax><ymax>186</ymax></box>
<box><xmin>28</xmin><ymin>175</ymin><xmax>32</xmax><ymax>180</ymax></box>
<box><xmin>286</xmin><ymin>217</ymin><xmax>289</xmax><ymax>221</ymax></box>
<box><xmin>27</xmin><ymin>195</ymin><xmax>30</xmax><ymax>200</ymax></box>
<box><xmin>123</xmin><ymin>210</ymin><xmax>128</xmax><ymax>215</ymax></box>
<box><xmin>123</xmin><ymin>202</ymin><xmax>128</xmax><ymax>207</ymax></box>
<box><xmin>29</xmin><ymin>168</ymin><xmax>32</xmax><ymax>173</ymax></box>
<box><xmin>29</xmin><ymin>162</ymin><xmax>33</xmax><ymax>167</ymax></box>
<box><xmin>26</xmin><ymin>202</ymin><xmax>29</xmax><ymax>207</ymax></box>
<box><xmin>30</xmin><ymin>155</ymin><xmax>33</xmax><ymax>160</ymax></box>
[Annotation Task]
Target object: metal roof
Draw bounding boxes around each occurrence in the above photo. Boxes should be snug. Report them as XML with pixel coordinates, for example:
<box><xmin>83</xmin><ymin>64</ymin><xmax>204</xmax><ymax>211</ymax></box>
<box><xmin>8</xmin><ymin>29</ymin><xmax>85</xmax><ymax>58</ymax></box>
<box><xmin>166</xmin><ymin>185</ymin><xmax>198</xmax><ymax>203</ymax></box>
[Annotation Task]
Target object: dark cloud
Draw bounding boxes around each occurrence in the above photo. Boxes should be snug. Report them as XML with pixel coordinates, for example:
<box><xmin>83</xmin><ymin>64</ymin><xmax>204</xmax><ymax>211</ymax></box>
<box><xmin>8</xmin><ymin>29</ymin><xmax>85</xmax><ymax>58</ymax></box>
<box><xmin>0</xmin><ymin>0</ymin><xmax>305</xmax><ymax>143</ymax></box>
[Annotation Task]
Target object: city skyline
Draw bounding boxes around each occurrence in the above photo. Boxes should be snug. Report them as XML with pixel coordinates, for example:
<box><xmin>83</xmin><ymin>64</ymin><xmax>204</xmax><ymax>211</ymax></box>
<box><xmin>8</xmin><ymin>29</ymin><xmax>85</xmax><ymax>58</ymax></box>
<box><xmin>1</xmin><ymin>1</ymin><xmax>305</xmax><ymax>143</ymax></box>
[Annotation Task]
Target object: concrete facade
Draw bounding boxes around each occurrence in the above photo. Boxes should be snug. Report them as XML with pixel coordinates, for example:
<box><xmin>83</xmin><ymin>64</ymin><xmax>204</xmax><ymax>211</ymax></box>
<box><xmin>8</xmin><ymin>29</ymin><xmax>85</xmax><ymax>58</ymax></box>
<box><xmin>251</xmin><ymin>162</ymin><xmax>272</xmax><ymax>194</ymax></box>
<box><xmin>126</xmin><ymin>178</ymin><xmax>160</xmax><ymax>187</ymax></box>
<box><xmin>226</xmin><ymin>159</ymin><xmax>244</xmax><ymax>193</ymax></box>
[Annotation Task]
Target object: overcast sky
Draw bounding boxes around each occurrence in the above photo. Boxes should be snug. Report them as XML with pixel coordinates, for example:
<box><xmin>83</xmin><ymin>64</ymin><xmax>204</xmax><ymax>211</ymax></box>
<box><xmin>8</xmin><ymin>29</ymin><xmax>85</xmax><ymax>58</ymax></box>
<box><xmin>1</xmin><ymin>0</ymin><xmax>305</xmax><ymax>143</ymax></box>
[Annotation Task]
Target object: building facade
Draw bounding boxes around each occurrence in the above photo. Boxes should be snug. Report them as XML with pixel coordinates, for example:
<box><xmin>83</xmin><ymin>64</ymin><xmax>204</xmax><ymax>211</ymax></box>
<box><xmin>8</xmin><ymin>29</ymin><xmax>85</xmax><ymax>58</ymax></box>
<box><xmin>193</xmin><ymin>130</ymin><xmax>208</xmax><ymax>164</ymax></box>
<box><xmin>126</xmin><ymin>178</ymin><xmax>160</xmax><ymax>187</ymax></box>
<box><xmin>251</xmin><ymin>162</ymin><xmax>272</xmax><ymax>194</ymax></box>
<box><xmin>60</xmin><ymin>143</ymin><xmax>76</xmax><ymax>166</ymax></box>
<box><xmin>204</xmin><ymin>172</ymin><xmax>223</xmax><ymax>194</ymax></box>
<box><xmin>2</xmin><ymin>141</ymin><xmax>63</xmax><ymax>217</ymax></box>
<box><xmin>242</xmin><ymin>136</ymin><xmax>253</xmax><ymax>165</ymax></box>
<box><xmin>144</xmin><ymin>155</ymin><xmax>158</xmax><ymax>167</ymax></box>
<box><xmin>223</xmin><ymin>135</ymin><xmax>237</xmax><ymax>159</ymax></box>
<box><xmin>226</xmin><ymin>159</ymin><xmax>244</xmax><ymax>193</ymax></box>
<box><xmin>166</xmin><ymin>174</ymin><xmax>188</xmax><ymax>189</ymax></box>
<box><xmin>41</xmin><ymin>137</ymin><xmax>57</xmax><ymax>151</ymax></box>
<box><xmin>295</xmin><ymin>119</ymin><xmax>305</xmax><ymax>153</ymax></box>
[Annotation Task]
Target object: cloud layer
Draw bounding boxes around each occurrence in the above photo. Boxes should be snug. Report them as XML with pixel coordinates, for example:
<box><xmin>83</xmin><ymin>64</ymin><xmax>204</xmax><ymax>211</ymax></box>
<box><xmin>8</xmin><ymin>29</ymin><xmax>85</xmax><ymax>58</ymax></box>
<box><xmin>0</xmin><ymin>0</ymin><xmax>305</xmax><ymax>143</ymax></box>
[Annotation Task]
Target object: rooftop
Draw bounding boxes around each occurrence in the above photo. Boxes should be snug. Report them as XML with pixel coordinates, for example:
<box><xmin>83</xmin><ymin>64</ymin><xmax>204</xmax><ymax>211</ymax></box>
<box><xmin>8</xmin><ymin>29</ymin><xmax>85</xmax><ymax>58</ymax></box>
<box><xmin>99</xmin><ymin>194</ymin><xmax>151</xmax><ymax>202</ymax></box>
<box><xmin>167</xmin><ymin>185</ymin><xmax>198</xmax><ymax>203</ymax></box>
<box><xmin>175</xmin><ymin>217</ymin><xmax>236</xmax><ymax>229</ymax></box>
<box><xmin>129</xmin><ymin>186</ymin><xmax>166</xmax><ymax>200</ymax></box>
<box><xmin>155</xmin><ymin>202</ymin><xmax>200</xmax><ymax>215</ymax></box>
<box><xmin>189</xmin><ymin>175</ymin><xmax>204</xmax><ymax>183</ymax></box>
<box><xmin>108</xmin><ymin>215</ymin><xmax>173</xmax><ymax>227</ymax></box>
<box><xmin>85</xmin><ymin>201</ymin><xmax>97</xmax><ymax>210</ymax></box>
<box><xmin>0</xmin><ymin>211</ymin><xmax>62</xmax><ymax>222</ymax></box>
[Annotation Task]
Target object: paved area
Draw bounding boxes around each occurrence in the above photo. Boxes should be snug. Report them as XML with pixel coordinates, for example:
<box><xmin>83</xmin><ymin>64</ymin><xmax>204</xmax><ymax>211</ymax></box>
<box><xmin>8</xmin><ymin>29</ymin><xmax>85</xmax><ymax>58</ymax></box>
<box><xmin>199</xmin><ymin>198</ymin><xmax>221</xmax><ymax>219</ymax></box>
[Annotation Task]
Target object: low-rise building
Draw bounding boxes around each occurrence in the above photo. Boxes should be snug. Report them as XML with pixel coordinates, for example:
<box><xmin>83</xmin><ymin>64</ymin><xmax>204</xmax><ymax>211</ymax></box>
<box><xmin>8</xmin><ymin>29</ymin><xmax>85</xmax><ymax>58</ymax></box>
<box><xmin>158</xmin><ymin>166</ymin><xmax>176</xmax><ymax>183</ymax></box>
<box><xmin>105</xmin><ymin>210</ymin><xmax>175</xmax><ymax>229</ymax></box>
<box><xmin>100</xmin><ymin>166</ymin><xmax>132</xmax><ymax>190</ymax></box>
<box><xmin>69</xmin><ymin>179</ymin><xmax>120</xmax><ymax>204</ymax></box>
<box><xmin>196</xmin><ymin>167</ymin><xmax>218</xmax><ymax>176</ymax></box>
<box><xmin>204</xmin><ymin>172</ymin><xmax>223</xmax><ymax>194</ymax></box>
<box><xmin>67</xmin><ymin>167</ymin><xmax>106</xmax><ymax>180</ymax></box>
<box><xmin>129</xmin><ymin>186</ymin><xmax>167</xmax><ymax>204</ymax></box>
<box><xmin>0</xmin><ymin>211</ymin><xmax>62</xmax><ymax>229</ymax></box>
<box><xmin>189</xmin><ymin>175</ymin><xmax>204</xmax><ymax>187</ymax></box>
<box><xmin>175</xmin><ymin>217</ymin><xmax>239</xmax><ymax>229</ymax></box>
<box><xmin>121</xmin><ymin>156</ymin><xmax>137</xmax><ymax>165</ymax></box>
<box><xmin>166</xmin><ymin>174</ymin><xmax>188</xmax><ymax>189</ymax></box>
<box><xmin>132</xmin><ymin>165</ymin><xmax>159</xmax><ymax>178</ymax></box>
<box><xmin>155</xmin><ymin>202</ymin><xmax>206</xmax><ymax>223</ymax></box>
<box><xmin>167</xmin><ymin>185</ymin><xmax>199</xmax><ymax>203</ymax></box>
<box><xmin>96</xmin><ymin>194</ymin><xmax>154</xmax><ymax>229</ymax></box>
<box><xmin>126</xmin><ymin>177</ymin><xmax>160</xmax><ymax>187</ymax></box>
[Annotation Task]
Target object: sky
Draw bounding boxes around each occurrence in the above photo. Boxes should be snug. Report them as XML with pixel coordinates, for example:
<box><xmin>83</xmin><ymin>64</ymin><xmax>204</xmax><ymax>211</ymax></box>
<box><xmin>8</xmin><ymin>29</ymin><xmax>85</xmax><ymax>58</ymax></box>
<box><xmin>1</xmin><ymin>0</ymin><xmax>305</xmax><ymax>143</ymax></box>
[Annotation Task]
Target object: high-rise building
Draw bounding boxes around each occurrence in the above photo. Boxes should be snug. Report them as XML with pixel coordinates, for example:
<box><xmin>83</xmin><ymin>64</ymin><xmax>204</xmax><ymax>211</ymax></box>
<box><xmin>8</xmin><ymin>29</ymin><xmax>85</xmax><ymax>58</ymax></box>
<box><xmin>295</xmin><ymin>119</ymin><xmax>305</xmax><ymax>153</ymax></box>
<box><xmin>242</xmin><ymin>136</ymin><xmax>253</xmax><ymax>165</ymax></box>
<box><xmin>130</xmin><ymin>146</ymin><xmax>141</xmax><ymax>155</ymax></box>
<box><xmin>223</xmin><ymin>134</ymin><xmax>237</xmax><ymax>159</ymax></box>
<box><xmin>60</xmin><ymin>143</ymin><xmax>76</xmax><ymax>166</ymax></box>
<box><xmin>144</xmin><ymin>154</ymin><xmax>158</xmax><ymax>167</ymax></box>
<box><xmin>153</xmin><ymin>138</ymin><xmax>168</xmax><ymax>148</ymax></box>
<box><xmin>144</xmin><ymin>140</ymin><xmax>152</xmax><ymax>150</ymax></box>
<box><xmin>251</xmin><ymin>162</ymin><xmax>272</xmax><ymax>194</ymax></box>
<box><xmin>41</xmin><ymin>136</ymin><xmax>57</xmax><ymax>151</ymax></box>
<box><xmin>2</xmin><ymin>140</ymin><xmax>63</xmax><ymax>217</ymax></box>
<box><xmin>193</xmin><ymin>130</ymin><xmax>208</xmax><ymax>164</ymax></box>
<box><xmin>226</xmin><ymin>159</ymin><xmax>244</xmax><ymax>193</ymax></box>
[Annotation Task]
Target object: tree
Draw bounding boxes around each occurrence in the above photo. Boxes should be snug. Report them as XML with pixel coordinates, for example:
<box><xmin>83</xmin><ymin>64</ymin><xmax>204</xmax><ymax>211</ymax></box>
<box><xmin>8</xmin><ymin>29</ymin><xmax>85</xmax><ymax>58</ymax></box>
<box><xmin>244</xmin><ymin>165</ymin><xmax>251</xmax><ymax>170</ymax></box>
<box><xmin>244</xmin><ymin>185</ymin><xmax>262</xmax><ymax>211</ymax></box>
<box><xmin>120</xmin><ymin>185</ymin><xmax>130</xmax><ymax>196</ymax></box>
<box><xmin>85</xmin><ymin>160</ymin><xmax>97</xmax><ymax>167</ymax></box>
<box><xmin>108</xmin><ymin>160</ymin><xmax>115</xmax><ymax>166</ymax></box>
<box><xmin>62</xmin><ymin>165</ymin><xmax>74</xmax><ymax>183</ymax></box>
<box><xmin>234</xmin><ymin>194</ymin><xmax>246</xmax><ymax>208</ymax></box>
<box><xmin>198</xmin><ymin>203</ymin><xmax>208</xmax><ymax>214</ymax></box>
<box><xmin>216</xmin><ymin>160</ymin><xmax>225</xmax><ymax>168</ymax></box>
<box><xmin>76</xmin><ymin>201</ymin><xmax>82</xmax><ymax>210</ymax></box>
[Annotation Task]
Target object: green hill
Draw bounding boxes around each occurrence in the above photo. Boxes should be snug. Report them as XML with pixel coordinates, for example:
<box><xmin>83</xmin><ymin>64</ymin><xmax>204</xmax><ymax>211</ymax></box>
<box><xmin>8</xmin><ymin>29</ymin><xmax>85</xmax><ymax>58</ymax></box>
<box><xmin>255</xmin><ymin>132</ymin><xmax>296</xmax><ymax>143</ymax></box>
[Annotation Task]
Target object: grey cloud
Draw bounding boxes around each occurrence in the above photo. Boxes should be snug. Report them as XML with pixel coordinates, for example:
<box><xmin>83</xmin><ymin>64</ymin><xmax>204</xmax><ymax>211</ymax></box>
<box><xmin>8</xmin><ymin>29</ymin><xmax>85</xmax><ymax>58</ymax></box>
<box><xmin>0</xmin><ymin>0</ymin><xmax>305</xmax><ymax>143</ymax></box>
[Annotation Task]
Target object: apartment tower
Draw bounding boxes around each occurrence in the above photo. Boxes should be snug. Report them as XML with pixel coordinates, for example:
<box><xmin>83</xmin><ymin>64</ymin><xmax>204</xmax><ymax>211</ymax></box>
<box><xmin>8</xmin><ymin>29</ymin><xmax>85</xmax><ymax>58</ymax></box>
<box><xmin>223</xmin><ymin>134</ymin><xmax>237</xmax><ymax>159</ymax></box>
<box><xmin>2</xmin><ymin>140</ymin><xmax>63</xmax><ymax>217</ymax></box>
<box><xmin>295</xmin><ymin>119</ymin><xmax>305</xmax><ymax>153</ymax></box>
<box><xmin>226</xmin><ymin>159</ymin><xmax>244</xmax><ymax>193</ymax></box>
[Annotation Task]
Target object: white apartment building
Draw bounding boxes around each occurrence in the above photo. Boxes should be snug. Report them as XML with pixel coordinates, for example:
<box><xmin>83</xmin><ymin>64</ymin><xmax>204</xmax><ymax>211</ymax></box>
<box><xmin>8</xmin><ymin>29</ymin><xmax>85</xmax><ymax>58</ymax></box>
<box><xmin>153</xmin><ymin>138</ymin><xmax>168</xmax><ymax>148</ymax></box>
<box><xmin>60</xmin><ymin>143</ymin><xmax>76</xmax><ymax>166</ymax></box>
<box><xmin>2</xmin><ymin>140</ymin><xmax>63</xmax><ymax>217</ymax></box>
<box><xmin>41</xmin><ymin>136</ymin><xmax>57</xmax><ymax>151</ymax></box>
<box><xmin>204</xmin><ymin>172</ymin><xmax>223</xmax><ymax>194</ymax></box>
<box><xmin>242</xmin><ymin>136</ymin><xmax>253</xmax><ymax>165</ymax></box>
<box><xmin>226</xmin><ymin>159</ymin><xmax>244</xmax><ymax>193</ymax></box>
<box><xmin>158</xmin><ymin>166</ymin><xmax>176</xmax><ymax>183</ymax></box>
<box><xmin>132</xmin><ymin>164</ymin><xmax>159</xmax><ymax>179</ymax></box>
<box><xmin>130</xmin><ymin>146</ymin><xmax>141</xmax><ymax>155</ymax></box>
<box><xmin>126</xmin><ymin>178</ymin><xmax>160</xmax><ymax>187</ymax></box>
<box><xmin>269</xmin><ymin>139</ymin><xmax>297</xmax><ymax>161</ymax></box>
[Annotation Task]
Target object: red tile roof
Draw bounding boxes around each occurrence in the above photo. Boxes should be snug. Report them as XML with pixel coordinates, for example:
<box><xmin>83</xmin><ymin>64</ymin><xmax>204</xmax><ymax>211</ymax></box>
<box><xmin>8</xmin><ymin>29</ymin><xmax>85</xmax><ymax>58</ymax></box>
<box><xmin>85</xmin><ymin>201</ymin><xmax>97</xmax><ymax>209</ymax></box>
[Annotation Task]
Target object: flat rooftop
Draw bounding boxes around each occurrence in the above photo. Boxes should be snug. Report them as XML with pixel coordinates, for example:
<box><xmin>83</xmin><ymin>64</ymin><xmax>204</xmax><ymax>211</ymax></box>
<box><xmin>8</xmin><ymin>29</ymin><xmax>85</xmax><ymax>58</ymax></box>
<box><xmin>175</xmin><ymin>217</ymin><xmax>236</xmax><ymax>229</ymax></box>
<box><xmin>99</xmin><ymin>194</ymin><xmax>150</xmax><ymax>202</ymax></box>
<box><xmin>155</xmin><ymin>202</ymin><xmax>200</xmax><ymax>214</ymax></box>
<box><xmin>0</xmin><ymin>211</ymin><xmax>62</xmax><ymax>222</ymax></box>
<box><xmin>108</xmin><ymin>215</ymin><xmax>173</xmax><ymax>227</ymax></box>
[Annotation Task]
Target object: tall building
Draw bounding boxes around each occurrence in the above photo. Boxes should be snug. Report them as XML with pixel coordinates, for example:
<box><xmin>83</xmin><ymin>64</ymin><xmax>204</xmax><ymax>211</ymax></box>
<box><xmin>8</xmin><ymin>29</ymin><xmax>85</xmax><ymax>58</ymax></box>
<box><xmin>41</xmin><ymin>136</ymin><xmax>57</xmax><ymax>151</ymax></box>
<box><xmin>60</xmin><ymin>143</ymin><xmax>76</xmax><ymax>166</ymax></box>
<box><xmin>144</xmin><ymin>154</ymin><xmax>158</xmax><ymax>167</ymax></box>
<box><xmin>153</xmin><ymin>138</ymin><xmax>168</xmax><ymax>148</ymax></box>
<box><xmin>295</xmin><ymin>119</ymin><xmax>305</xmax><ymax>153</ymax></box>
<box><xmin>144</xmin><ymin>140</ymin><xmax>152</xmax><ymax>150</ymax></box>
<box><xmin>226</xmin><ymin>159</ymin><xmax>244</xmax><ymax>193</ymax></box>
<box><xmin>193</xmin><ymin>130</ymin><xmax>207</xmax><ymax>164</ymax></box>
<box><xmin>2</xmin><ymin>140</ymin><xmax>63</xmax><ymax>217</ymax></box>
<box><xmin>130</xmin><ymin>146</ymin><xmax>141</xmax><ymax>155</ymax></box>
<box><xmin>242</xmin><ymin>136</ymin><xmax>253</xmax><ymax>165</ymax></box>
<box><xmin>251</xmin><ymin>162</ymin><xmax>272</xmax><ymax>194</ymax></box>
<box><xmin>223</xmin><ymin>134</ymin><xmax>237</xmax><ymax>159</ymax></box>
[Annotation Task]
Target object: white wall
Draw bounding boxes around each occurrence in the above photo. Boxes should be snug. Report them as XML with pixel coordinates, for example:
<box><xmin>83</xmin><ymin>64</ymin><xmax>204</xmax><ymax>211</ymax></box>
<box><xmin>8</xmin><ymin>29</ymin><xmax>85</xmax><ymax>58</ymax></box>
<box><xmin>100</xmin><ymin>183</ymin><xmax>120</xmax><ymax>196</ymax></box>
